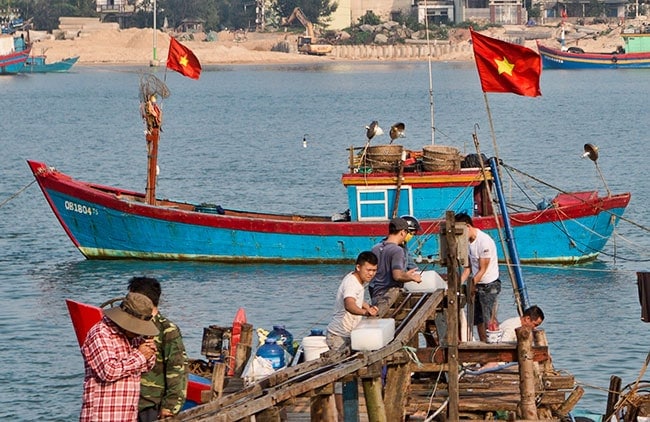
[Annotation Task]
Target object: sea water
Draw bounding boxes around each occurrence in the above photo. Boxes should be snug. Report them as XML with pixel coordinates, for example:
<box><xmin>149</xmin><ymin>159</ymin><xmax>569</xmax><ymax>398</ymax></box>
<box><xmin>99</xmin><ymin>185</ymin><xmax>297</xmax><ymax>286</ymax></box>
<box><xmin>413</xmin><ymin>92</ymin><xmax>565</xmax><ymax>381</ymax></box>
<box><xmin>0</xmin><ymin>63</ymin><xmax>648</xmax><ymax>420</ymax></box>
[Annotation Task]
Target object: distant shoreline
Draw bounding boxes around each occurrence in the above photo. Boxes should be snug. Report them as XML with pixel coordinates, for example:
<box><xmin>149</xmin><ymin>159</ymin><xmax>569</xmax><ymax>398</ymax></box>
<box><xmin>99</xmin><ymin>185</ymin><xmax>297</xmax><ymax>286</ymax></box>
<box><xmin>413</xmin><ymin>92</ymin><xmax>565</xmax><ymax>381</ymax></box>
<box><xmin>27</xmin><ymin>22</ymin><xmax>632</xmax><ymax>66</ymax></box>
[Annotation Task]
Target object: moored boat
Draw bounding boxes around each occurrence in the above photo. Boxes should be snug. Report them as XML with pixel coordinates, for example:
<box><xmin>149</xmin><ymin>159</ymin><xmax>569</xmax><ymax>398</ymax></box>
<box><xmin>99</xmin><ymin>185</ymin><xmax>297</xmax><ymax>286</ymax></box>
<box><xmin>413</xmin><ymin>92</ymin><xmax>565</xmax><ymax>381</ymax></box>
<box><xmin>27</xmin><ymin>137</ymin><xmax>630</xmax><ymax>264</ymax></box>
<box><xmin>537</xmin><ymin>28</ymin><xmax>650</xmax><ymax>69</ymax></box>
<box><xmin>20</xmin><ymin>54</ymin><xmax>79</xmax><ymax>73</ymax></box>
<box><xmin>0</xmin><ymin>34</ymin><xmax>29</xmax><ymax>74</ymax></box>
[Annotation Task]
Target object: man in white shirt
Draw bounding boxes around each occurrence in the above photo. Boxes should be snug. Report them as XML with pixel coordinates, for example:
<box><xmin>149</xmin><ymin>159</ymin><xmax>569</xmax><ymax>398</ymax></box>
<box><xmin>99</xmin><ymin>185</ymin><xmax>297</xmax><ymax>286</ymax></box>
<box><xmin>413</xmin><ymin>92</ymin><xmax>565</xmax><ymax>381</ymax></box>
<box><xmin>326</xmin><ymin>251</ymin><xmax>379</xmax><ymax>353</ymax></box>
<box><xmin>455</xmin><ymin>212</ymin><xmax>501</xmax><ymax>342</ymax></box>
<box><xmin>500</xmin><ymin>305</ymin><xmax>545</xmax><ymax>342</ymax></box>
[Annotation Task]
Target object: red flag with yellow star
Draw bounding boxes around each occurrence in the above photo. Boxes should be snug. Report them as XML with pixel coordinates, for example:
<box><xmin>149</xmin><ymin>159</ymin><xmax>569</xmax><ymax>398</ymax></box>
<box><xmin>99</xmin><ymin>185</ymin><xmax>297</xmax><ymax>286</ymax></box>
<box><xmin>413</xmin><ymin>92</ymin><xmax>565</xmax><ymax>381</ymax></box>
<box><xmin>470</xmin><ymin>28</ymin><xmax>541</xmax><ymax>97</ymax></box>
<box><xmin>166</xmin><ymin>37</ymin><xmax>202</xmax><ymax>80</ymax></box>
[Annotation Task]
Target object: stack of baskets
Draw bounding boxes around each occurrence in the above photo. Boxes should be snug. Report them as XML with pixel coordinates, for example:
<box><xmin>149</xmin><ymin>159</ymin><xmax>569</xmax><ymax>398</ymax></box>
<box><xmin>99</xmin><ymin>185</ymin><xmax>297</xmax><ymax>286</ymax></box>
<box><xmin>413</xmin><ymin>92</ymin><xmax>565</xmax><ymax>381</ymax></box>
<box><xmin>422</xmin><ymin>145</ymin><xmax>462</xmax><ymax>172</ymax></box>
<box><xmin>364</xmin><ymin>145</ymin><xmax>403</xmax><ymax>172</ymax></box>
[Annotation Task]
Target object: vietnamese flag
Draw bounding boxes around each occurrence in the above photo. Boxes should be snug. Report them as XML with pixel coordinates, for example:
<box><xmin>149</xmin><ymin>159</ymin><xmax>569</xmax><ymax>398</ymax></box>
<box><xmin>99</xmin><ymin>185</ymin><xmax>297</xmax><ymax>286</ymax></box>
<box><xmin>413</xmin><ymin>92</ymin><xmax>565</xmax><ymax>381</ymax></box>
<box><xmin>470</xmin><ymin>28</ymin><xmax>541</xmax><ymax>97</ymax></box>
<box><xmin>166</xmin><ymin>37</ymin><xmax>202</xmax><ymax>80</ymax></box>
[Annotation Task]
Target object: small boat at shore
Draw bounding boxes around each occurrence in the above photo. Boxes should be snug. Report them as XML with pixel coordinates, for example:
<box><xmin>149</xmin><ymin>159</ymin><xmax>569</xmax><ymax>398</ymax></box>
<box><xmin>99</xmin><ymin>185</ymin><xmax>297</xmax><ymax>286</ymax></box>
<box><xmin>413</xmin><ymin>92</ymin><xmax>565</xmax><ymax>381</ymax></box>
<box><xmin>537</xmin><ymin>28</ymin><xmax>650</xmax><ymax>69</ymax></box>
<box><xmin>20</xmin><ymin>54</ymin><xmax>79</xmax><ymax>73</ymax></box>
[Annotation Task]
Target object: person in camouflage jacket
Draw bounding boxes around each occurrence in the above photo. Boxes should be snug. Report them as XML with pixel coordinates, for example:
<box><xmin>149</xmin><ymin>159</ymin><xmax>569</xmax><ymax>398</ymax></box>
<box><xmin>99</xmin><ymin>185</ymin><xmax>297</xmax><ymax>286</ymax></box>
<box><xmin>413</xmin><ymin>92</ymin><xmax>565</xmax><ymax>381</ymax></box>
<box><xmin>128</xmin><ymin>277</ymin><xmax>189</xmax><ymax>421</ymax></box>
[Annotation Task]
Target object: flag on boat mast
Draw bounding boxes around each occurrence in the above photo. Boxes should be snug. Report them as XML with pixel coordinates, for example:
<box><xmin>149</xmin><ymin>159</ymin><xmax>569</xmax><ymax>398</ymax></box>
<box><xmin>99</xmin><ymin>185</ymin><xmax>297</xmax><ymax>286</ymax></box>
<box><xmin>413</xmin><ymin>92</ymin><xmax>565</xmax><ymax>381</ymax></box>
<box><xmin>469</xmin><ymin>28</ymin><xmax>541</xmax><ymax>97</ymax></box>
<box><xmin>166</xmin><ymin>37</ymin><xmax>202</xmax><ymax>80</ymax></box>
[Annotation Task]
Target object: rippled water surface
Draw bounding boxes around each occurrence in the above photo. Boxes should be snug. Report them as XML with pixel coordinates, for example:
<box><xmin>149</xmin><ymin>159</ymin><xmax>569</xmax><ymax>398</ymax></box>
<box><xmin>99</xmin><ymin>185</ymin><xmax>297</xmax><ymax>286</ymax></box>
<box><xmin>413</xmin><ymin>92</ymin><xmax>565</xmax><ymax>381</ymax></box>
<box><xmin>0</xmin><ymin>62</ymin><xmax>648</xmax><ymax>420</ymax></box>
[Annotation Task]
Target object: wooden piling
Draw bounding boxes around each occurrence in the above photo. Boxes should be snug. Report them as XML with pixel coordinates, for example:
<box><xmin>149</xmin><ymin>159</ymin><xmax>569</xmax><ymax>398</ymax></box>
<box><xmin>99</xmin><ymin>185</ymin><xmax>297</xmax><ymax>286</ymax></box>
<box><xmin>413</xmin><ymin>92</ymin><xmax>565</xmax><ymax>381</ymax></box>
<box><xmin>309</xmin><ymin>384</ymin><xmax>337</xmax><ymax>421</ymax></box>
<box><xmin>234</xmin><ymin>323</ymin><xmax>253</xmax><ymax>377</ymax></box>
<box><xmin>384</xmin><ymin>362</ymin><xmax>410</xmax><ymax>421</ymax></box>
<box><xmin>516</xmin><ymin>326</ymin><xmax>538</xmax><ymax>419</ymax></box>
<box><xmin>605</xmin><ymin>375</ymin><xmax>622</xmax><ymax>420</ymax></box>
<box><xmin>210</xmin><ymin>362</ymin><xmax>226</xmax><ymax>401</ymax></box>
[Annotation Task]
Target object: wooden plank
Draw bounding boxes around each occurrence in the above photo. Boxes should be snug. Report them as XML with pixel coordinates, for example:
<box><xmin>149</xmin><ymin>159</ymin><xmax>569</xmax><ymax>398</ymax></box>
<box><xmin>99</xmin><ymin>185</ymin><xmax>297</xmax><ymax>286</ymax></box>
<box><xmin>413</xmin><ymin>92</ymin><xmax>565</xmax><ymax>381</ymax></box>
<box><xmin>415</xmin><ymin>344</ymin><xmax>549</xmax><ymax>364</ymax></box>
<box><xmin>542</xmin><ymin>374</ymin><xmax>576</xmax><ymax>390</ymax></box>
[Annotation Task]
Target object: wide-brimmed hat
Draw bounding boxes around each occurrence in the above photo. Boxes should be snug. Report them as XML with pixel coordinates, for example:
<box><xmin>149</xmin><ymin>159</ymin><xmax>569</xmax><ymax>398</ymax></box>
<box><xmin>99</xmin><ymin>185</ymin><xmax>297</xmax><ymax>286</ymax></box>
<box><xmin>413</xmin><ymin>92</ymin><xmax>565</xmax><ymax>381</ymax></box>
<box><xmin>104</xmin><ymin>292</ymin><xmax>158</xmax><ymax>337</ymax></box>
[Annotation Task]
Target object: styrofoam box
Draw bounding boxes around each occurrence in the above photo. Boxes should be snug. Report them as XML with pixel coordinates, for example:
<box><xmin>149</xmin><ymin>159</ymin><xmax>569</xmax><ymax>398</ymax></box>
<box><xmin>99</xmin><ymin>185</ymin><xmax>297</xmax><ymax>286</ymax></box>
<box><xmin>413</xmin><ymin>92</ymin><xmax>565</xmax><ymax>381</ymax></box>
<box><xmin>351</xmin><ymin>318</ymin><xmax>395</xmax><ymax>351</ymax></box>
<box><xmin>404</xmin><ymin>270</ymin><xmax>446</xmax><ymax>292</ymax></box>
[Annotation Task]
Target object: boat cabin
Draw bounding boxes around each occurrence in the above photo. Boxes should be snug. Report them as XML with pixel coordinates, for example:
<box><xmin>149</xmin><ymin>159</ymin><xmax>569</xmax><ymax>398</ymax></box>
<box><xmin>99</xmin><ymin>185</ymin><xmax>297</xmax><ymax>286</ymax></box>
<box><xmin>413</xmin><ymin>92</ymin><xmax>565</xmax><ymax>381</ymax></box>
<box><xmin>622</xmin><ymin>31</ymin><xmax>650</xmax><ymax>54</ymax></box>
<box><xmin>341</xmin><ymin>144</ymin><xmax>494</xmax><ymax>222</ymax></box>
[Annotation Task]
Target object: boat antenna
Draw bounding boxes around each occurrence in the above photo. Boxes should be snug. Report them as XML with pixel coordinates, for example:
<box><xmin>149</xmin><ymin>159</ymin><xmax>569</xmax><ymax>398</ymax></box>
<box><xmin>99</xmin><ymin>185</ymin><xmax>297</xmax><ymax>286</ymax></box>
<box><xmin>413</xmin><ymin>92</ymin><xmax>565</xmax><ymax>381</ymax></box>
<box><xmin>424</xmin><ymin>0</ymin><xmax>435</xmax><ymax>145</ymax></box>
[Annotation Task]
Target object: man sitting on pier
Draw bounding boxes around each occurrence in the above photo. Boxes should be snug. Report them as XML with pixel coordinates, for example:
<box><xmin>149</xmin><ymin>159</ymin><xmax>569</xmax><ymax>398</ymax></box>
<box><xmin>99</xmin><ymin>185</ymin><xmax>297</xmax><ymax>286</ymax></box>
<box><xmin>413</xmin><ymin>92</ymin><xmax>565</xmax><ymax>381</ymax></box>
<box><xmin>326</xmin><ymin>251</ymin><xmax>380</xmax><ymax>353</ymax></box>
<box><xmin>499</xmin><ymin>305</ymin><xmax>545</xmax><ymax>343</ymax></box>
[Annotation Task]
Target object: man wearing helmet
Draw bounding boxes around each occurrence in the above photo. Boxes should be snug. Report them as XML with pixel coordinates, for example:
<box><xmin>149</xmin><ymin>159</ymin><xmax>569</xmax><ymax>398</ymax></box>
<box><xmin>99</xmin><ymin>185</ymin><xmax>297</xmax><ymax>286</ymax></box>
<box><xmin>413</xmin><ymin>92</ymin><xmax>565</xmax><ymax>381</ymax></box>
<box><xmin>369</xmin><ymin>216</ymin><xmax>422</xmax><ymax>316</ymax></box>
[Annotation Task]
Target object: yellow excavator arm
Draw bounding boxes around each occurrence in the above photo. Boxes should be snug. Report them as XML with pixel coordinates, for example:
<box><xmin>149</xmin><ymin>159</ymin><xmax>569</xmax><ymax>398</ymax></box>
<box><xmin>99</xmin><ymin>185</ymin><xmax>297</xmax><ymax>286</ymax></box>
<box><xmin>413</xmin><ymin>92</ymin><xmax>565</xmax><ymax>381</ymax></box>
<box><xmin>281</xmin><ymin>7</ymin><xmax>315</xmax><ymax>38</ymax></box>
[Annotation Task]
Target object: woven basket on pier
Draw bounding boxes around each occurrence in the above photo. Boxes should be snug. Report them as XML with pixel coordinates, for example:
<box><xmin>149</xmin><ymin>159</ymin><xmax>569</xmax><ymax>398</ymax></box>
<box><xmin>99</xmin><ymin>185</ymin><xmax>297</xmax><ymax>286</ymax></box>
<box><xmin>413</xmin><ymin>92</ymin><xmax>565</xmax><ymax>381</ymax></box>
<box><xmin>422</xmin><ymin>145</ymin><xmax>461</xmax><ymax>172</ymax></box>
<box><xmin>365</xmin><ymin>145</ymin><xmax>403</xmax><ymax>172</ymax></box>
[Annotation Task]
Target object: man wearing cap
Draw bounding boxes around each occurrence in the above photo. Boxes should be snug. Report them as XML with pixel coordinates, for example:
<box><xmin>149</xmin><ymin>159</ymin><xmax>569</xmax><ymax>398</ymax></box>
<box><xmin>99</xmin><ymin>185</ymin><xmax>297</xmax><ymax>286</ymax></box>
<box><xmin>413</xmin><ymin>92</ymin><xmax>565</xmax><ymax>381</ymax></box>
<box><xmin>369</xmin><ymin>217</ymin><xmax>422</xmax><ymax>317</ymax></box>
<box><xmin>128</xmin><ymin>276</ymin><xmax>188</xmax><ymax>421</ymax></box>
<box><xmin>80</xmin><ymin>292</ymin><xmax>158</xmax><ymax>422</ymax></box>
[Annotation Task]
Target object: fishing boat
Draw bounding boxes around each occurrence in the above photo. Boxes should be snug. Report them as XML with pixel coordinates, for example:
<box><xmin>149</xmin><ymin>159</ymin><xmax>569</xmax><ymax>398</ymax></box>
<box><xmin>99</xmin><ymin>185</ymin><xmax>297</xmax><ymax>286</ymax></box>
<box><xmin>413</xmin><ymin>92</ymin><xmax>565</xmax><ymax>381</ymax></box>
<box><xmin>537</xmin><ymin>28</ymin><xmax>650</xmax><ymax>69</ymax></box>
<box><xmin>27</xmin><ymin>89</ymin><xmax>630</xmax><ymax>266</ymax></box>
<box><xmin>20</xmin><ymin>54</ymin><xmax>79</xmax><ymax>73</ymax></box>
<box><xmin>0</xmin><ymin>34</ymin><xmax>29</xmax><ymax>74</ymax></box>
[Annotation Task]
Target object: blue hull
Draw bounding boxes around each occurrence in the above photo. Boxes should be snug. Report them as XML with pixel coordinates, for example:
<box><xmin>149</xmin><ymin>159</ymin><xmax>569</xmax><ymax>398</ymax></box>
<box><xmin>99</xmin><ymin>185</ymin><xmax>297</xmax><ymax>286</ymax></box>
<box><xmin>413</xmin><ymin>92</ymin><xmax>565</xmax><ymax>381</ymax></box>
<box><xmin>0</xmin><ymin>51</ymin><xmax>28</xmax><ymax>74</ymax></box>
<box><xmin>20</xmin><ymin>55</ymin><xmax>79</xmax><ymax>73</ymax></box>
<box><xmin>30</xmin><ymin>160</ymin><xmax>630</xmax><ymax>264</ymax></box>
<box><xmin>538</xmin><ymin>42</ymin><xmax>650</xmax><ymax>69</ymax></box>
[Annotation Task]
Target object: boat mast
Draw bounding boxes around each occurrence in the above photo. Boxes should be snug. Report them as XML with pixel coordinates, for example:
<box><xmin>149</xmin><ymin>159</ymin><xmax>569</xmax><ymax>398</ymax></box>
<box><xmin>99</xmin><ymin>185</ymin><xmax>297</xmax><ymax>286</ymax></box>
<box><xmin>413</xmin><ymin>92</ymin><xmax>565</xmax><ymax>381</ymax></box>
<box><xmin>423</xmin><ymin>0</ymin><xmax>435</xmax><ymax>145</ymax></box>
<box><xmin>139</xmin><ymin>75</ymin><xmax>170</xmax><ymax>205</ymax></box>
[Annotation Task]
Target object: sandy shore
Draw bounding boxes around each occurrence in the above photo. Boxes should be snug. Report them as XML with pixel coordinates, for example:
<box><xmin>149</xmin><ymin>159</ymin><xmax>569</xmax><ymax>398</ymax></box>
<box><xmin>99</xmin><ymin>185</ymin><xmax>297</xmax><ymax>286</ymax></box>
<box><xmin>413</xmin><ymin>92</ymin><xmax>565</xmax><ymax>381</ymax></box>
<box><xmin>28</xmin><ymin>22</ymin><xmax>633</xmax><ymax>66</ymax></box>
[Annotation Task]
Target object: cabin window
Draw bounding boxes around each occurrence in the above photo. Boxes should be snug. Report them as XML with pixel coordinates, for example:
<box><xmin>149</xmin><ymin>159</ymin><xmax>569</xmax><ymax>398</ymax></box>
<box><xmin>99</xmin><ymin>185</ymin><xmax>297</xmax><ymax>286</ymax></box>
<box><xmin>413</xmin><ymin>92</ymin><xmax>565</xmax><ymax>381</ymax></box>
<box><xmin>355</xmin><ymin>186</ymin><xmax>413</xmax><ymax>220</ymax></box>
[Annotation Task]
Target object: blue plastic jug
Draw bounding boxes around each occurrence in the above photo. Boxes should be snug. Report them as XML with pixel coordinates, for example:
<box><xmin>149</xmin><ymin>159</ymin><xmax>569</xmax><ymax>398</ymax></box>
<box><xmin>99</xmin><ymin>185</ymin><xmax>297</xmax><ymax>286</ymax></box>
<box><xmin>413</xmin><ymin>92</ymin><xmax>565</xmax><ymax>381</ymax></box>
<box><xmin>267</xmin><ymin>325</ymin><xmax>294</xmax><ymax>355</ymax></box>
<box><xmin>256</xmin><ymin>338</ymin><xmax>285</xmax><ymax>369</ymax></box>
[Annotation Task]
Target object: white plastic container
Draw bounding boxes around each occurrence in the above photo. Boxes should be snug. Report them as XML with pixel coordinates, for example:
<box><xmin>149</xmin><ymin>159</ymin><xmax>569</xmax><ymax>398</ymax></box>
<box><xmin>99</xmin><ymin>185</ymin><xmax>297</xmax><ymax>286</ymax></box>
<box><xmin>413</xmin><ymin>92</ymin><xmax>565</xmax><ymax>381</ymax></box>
<box><xmin>351</xmin><ymin>318</ymin><xmax>395</xmax><ymax>351</ymax></box>
<box><xmin>302</xmin><ymin>335</ymin><xmax>328</xmax><ymax>361</ymax></box>
<box><xmin>486</xmin><ymin>329</ymin><xmax>503</xmax><ymax>344</ymax></box>
<box><xmin>404</xmin><ymin>270</ymin><xmax>446</xmax><ymax>292</ymax></box>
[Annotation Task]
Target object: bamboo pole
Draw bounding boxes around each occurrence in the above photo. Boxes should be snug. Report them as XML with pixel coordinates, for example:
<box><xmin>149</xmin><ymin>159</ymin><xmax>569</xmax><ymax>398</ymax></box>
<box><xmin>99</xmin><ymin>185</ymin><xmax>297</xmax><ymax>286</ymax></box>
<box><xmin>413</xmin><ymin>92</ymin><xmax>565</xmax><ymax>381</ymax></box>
<box><xmin>516</xmin><ymin>326</ymin><xmax>537</xmax><ymax>419</ymax></box>
<box><xmin>362</xmin><ymin>377</ymin><xmax>386</xmax><ymax>422</ymax></box>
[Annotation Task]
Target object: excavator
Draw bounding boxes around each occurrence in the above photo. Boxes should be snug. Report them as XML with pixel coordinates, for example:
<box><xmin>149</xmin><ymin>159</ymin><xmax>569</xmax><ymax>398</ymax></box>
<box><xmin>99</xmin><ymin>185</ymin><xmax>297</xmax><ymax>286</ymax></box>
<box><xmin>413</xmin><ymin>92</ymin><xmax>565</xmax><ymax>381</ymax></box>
<box><xmin>281</xmin><ymin>7</ymin><xmax>333</xmax><ymax>56</ymax></box>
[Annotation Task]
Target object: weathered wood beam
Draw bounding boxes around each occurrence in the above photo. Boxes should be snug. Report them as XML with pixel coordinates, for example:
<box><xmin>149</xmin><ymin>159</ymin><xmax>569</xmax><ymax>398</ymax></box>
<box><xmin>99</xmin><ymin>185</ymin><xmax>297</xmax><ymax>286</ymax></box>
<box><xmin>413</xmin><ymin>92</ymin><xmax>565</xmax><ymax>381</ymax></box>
<box><xmin>415</xmin><ymin>344</ymin><xmax>549</xmax><ymax>365</ymax></box>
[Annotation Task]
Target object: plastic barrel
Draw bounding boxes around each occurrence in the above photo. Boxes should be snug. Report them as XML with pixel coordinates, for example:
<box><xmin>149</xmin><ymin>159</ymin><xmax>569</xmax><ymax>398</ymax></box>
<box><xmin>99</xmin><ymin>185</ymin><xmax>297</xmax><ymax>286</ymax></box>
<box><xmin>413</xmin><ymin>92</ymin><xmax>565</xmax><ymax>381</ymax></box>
<box><xmin>267</xmin><ymin>325</ymin><xmax>294</xmax><ymax>355</ymax></box>
<box><xmin>256</xmin><ymin>339</ymin><xmax>285</xmax><ymax>369</ymax></box>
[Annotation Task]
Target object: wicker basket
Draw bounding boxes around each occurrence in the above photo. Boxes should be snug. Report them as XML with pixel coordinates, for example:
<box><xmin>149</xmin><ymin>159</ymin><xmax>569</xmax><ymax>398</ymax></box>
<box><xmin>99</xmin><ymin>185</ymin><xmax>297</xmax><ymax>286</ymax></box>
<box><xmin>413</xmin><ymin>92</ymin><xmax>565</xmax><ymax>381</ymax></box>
<box><xmin>365</xmin><ymin>145</ymin><xmax>403</xmax><ymax>172</ymax></box>
<box><xmin>422</xmin><ymin>145</ymin><xmax>461</xmax><ymax>172</ymax></box>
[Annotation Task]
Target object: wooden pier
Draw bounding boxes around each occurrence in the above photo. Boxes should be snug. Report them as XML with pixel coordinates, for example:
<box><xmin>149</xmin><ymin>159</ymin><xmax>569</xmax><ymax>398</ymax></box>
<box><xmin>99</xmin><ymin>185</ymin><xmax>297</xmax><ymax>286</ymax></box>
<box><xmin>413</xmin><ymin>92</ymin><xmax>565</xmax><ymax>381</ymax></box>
<box><xmin>173</xmin><ymin>293</ymin><xmax>580</xmax><ymax>421</ymax></box>
<box><xmin>173</xmin><ymin>214</ymin><xmax>583</xmax><ymax>421</ymax></box>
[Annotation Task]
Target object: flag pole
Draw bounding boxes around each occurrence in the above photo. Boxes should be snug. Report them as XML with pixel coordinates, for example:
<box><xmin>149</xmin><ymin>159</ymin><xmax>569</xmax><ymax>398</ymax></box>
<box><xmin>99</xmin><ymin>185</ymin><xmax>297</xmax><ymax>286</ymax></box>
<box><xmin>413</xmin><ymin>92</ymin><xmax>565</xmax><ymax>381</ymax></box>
<box><xmin>479</xmin><ymin>92</ymin><xmax>527</xmax><ymax>315</ymax></box>
<box><xmin>482</xmin><ymin>92</ymin><xmax>501</xmax><ymax>160</ymax></box>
